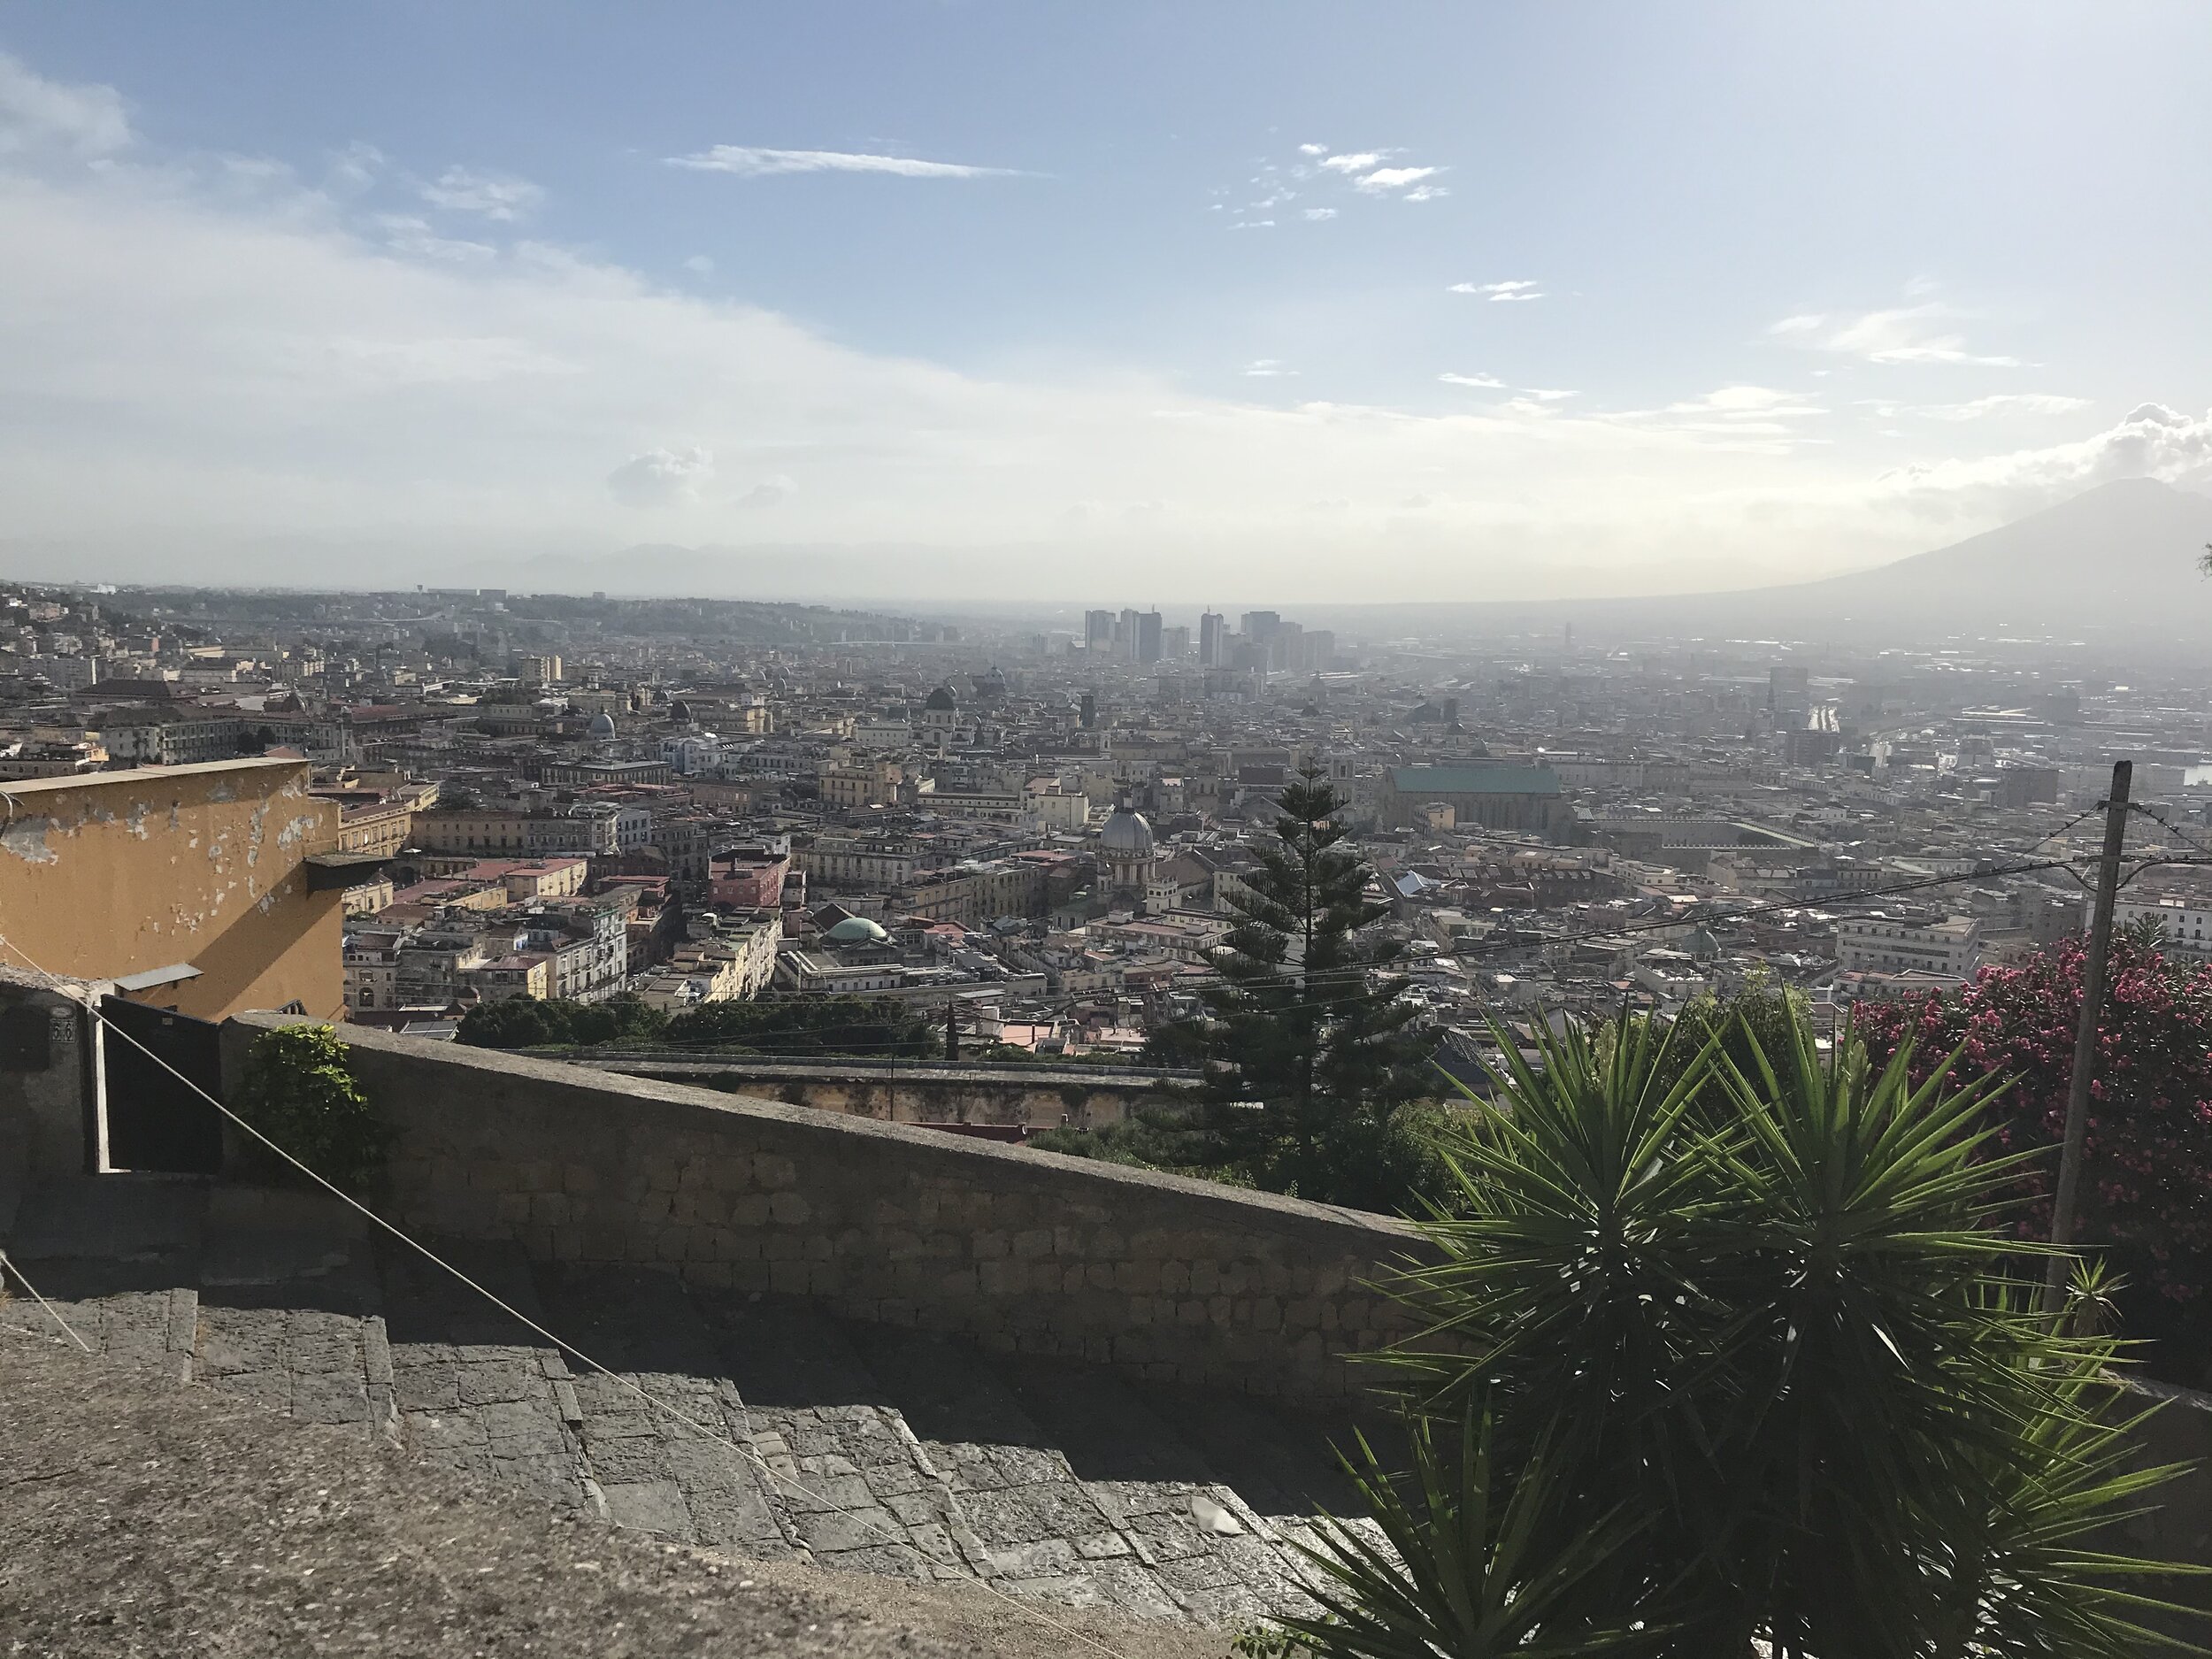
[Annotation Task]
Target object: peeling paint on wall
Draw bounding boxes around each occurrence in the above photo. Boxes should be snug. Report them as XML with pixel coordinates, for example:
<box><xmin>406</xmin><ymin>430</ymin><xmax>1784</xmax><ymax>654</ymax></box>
<box><xmin>0</xmin><ymin>816</ymin><xmax>58</xmax><ymax>864</ymax></box>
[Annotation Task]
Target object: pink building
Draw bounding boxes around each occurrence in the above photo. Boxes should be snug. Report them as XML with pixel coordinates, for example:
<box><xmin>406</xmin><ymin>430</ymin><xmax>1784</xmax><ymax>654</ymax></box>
<box><xmin>708</xmin><ymin>851</ymin><xmax>788</xmax><ymax>910</ymax></box>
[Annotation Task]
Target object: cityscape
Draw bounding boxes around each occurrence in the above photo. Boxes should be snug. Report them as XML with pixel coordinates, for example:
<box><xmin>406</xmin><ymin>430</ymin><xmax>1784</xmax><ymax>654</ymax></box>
<box><xmin>0</xmin><ymin>565</ymin><xmax>2206</xmax><ymax>1048</ymax></box>
<box><xmin>5</xmin><ymin>7</ymin><xmax>2212</xmax><ymax>1655</ymax></box>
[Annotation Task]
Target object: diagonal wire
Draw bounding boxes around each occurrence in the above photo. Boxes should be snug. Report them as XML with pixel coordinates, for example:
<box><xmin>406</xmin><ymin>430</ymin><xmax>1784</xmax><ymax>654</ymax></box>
<box><xmin>0</xmin><ymin>933</ymin><xmax>1148</xmax><ymax>1659</ymax></box>
<box><xmin>0</xmin><ymin>1248</ymin><xmax>94</xmax><ymax>1352</ymax></box>
<box><xmin>2128</xmin><ymin>801</ymin><xmax>2212</xmax><ymax>861</ymax></box>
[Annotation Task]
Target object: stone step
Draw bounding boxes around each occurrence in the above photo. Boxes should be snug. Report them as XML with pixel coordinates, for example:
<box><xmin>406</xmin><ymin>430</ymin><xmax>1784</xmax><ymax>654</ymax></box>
<box><xmin>841</xmin><ymin>1319</ymin><xmax>1194</xmax><ymax>1618</ymax></box>
<box><xmin>3</xmin><ymin>1179</ymin><xmax>1376</xmax><ymax>1632</ymax></box>
<box><xmin>192</xmin><ymin>1184</ymin><xmax>389</xmax><ymax>1437</ymax></box>
<box><xmin>692</xmin><ymin>1289</ymin><xmax>992</xmax><ymax>1584</ymax></box>
<box><xmin>996</xmin><ymin>1356</ymin><xmax>1325</xmax><ymax>1625</ymax></box>
<box><xmin>373</xmin><ymin>1234</ymin><xmax>595</xmax><ymax>1515</ymax></box>
<box><xmin>0</xmin><ymin>1281</ymin><xmax>197</xmax><ymax>1382</ymax></box>
<box><xmin>530</xmin><ymin>1263</ymin><xmax>794</xmax><ymax>1557</ymax></box>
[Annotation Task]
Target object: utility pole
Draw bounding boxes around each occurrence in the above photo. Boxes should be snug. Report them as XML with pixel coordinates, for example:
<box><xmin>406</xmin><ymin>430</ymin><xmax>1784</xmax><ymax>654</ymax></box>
<box><xmin>945</xmin><ymin>998</ymin><xmax>960</xmax><ymax>1063</ymax></box>
<box><xmin>2044</xmin><ymin>759</ymin><xmax>2131</xmax><ymax>1314</ymax></box>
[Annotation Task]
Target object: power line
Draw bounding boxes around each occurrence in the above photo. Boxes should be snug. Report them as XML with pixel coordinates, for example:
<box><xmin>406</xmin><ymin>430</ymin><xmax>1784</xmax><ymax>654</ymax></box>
<box><xmin>2127</xmin><ymin>801</ymin><xmax>2212</xmax><ymax>862</ymax></box>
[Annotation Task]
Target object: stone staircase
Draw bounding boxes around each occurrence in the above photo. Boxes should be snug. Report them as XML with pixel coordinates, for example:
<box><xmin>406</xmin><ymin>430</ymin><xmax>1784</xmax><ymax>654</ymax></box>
<box><xmin>1</xmin><ymin>1176</ymin><xmax>1380</xmax><ymax>1627</ymax></box>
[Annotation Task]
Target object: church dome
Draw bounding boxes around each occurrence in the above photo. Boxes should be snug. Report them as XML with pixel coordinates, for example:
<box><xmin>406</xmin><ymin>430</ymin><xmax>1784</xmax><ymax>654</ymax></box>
<box><xmin>588</xmin><ymin>711</ymin><xmax>617</xmax><ymax>740</ymax></box>
<box><xmin>669</xmin><ymin>698</ymin><xmax>694</xmax><ymax>726</ymax></box>
<box><xmin>825</xmin><ymin>915</ymin><xmax>890</xmax><ymax>945</ymax></box>
<box><xmin>923</xmin><ymin>684</ymin><xmax>959</xmax><ymax>712</ymax></box>
<box><xmin>1098</xmin><ymin>800</ymin><xmax>1155</xmax><ymax>856</ymax></box>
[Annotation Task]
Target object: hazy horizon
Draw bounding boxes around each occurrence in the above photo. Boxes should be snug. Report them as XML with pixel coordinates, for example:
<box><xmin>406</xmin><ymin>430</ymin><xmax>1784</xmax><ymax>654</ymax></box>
<box><xmin>4</xmin><ymin>4</ymin><xmax>2212</xmax><ymax>600</ymax></box>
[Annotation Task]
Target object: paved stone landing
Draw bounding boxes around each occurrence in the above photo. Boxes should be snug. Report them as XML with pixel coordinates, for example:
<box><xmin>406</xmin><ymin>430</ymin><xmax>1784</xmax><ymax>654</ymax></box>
<box><xmin>1</xmin><ymin>1178</ymin><xmax>1384</xmax><ymax>1627</ymax></box>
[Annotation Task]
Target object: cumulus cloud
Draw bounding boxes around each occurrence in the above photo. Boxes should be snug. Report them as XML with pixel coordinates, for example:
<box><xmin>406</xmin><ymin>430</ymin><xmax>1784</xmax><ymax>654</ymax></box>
<box><xmin>0</xmin><ymin>51</ymin><xmax>130</xmax><ymax>157</ymax></box>
<box><xmin>1439</xmin><ymin>372</ymin><xmax>1506</xmax><ymax>389</ymax></box>
<box><xmin>420</xmin><ymin>166</ymin><xmax>545</xmax><ymax>220</ymax></box>
<box><xmin>1316</xmin><ymin>151</ymin><xmax>1385</xmax><ymax>174</ymax></box>
<box><xmin>1770</xmin><ymin>303</ymin><xmax>2020</xmax><ymax>366</ymax></box>
<box><xmin>607</xmin><ymin>448</ymin><xmax>715</xmax><ymax>508</ymax></box>
<box><xmin>664</xmin><ymin>146</ymin><xmax>1020</xmax><ymax>179</ymax></box>
<box><xmin>1876</xmin><ymin>403</ymin><xmax>2212</xmax><ymax>510</ymax></box>
<box><xmin>1451</xmin><ymin>279</ymin><xmax>1542</xmax><ymax>302</ymax></box>
<box><xmin>1302</xmin><ymin>206</ymin><xmax>1336</xmax><ymax>220</ymax></box>
<box><xmin>681</xmin><ymin>253</ymin><xmax>714</xmax><ymax>275</ymax></box>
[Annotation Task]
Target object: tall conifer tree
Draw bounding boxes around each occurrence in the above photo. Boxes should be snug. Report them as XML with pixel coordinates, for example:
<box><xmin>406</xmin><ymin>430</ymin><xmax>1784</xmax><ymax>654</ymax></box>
<box><xmin>1164</xmin><ymin>763</ymin><xmax>1430</xmax><ymax>1201</ymax></box>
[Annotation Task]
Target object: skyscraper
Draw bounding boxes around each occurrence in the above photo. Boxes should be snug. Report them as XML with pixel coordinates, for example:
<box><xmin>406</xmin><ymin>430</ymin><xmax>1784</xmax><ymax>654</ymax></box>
<box><xmin>1118</xmin><ymin>608</ymin><xmax>1141</xmax><ymax>661</ymax></box>
<box><xmin>1199</xmin><ymin>611</ymin><xmax>1225</xmax><ymax>667</ymax></box>
<box><xmin>1136</xmin><ymin>611</ymin><xmax>1163</xmax><ymax>664</ymax></box>
<box><xmin>1084</xmin><ymin>610</ymin><xmax>1113</xmax><ymax>652</ymax></box>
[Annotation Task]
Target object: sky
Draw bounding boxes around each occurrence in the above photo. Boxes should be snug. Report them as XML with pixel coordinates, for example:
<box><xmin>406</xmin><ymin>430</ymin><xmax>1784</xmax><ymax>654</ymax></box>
<box><xmin>3</xmin><ymin>2</ymin><xmax>2211</xmax><ymax>603</ymax></box>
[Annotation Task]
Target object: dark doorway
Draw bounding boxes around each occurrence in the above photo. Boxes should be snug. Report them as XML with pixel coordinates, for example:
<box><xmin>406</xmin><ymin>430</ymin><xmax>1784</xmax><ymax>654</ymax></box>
<box><xmin>101</xmin><ymin>998</ymin><xmax>223</xmax><ymax>1173</ymax></box>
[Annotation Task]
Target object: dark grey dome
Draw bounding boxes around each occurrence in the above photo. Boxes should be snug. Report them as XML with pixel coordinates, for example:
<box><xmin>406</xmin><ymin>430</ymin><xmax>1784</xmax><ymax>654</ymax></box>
<box><xmin>588</xmin><ymin>711</ymin><xmax>617</xmax><ymax>739</ymax></box>
<box><xmin>924</xmin><ymin>685</ymin><xmax>959</xmax><ymax>712</ymax></box>
<box><xmin>1099</xmin><ymin>800</ymin><xmax>1155</xmax><ymax>856</ymax></box>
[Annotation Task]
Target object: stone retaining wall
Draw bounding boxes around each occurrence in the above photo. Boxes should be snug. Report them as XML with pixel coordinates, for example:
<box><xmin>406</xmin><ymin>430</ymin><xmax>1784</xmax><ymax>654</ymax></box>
<box><xmin>221</xmin><ymin>1013</ymin><xmax>1427</xmax><ymax>1402</ymax></box>
<box><xmin>572</xmin><ymin>1052</ymin><xmax>1196</xmax><ymax>1132</ymax></box>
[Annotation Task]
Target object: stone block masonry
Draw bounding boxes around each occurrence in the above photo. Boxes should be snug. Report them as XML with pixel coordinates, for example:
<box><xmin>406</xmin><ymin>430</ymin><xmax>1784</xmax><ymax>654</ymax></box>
<box><xmin>220</xmin><ymin>1013</ymin><xmax>1430</xmax><ymax>1402</ymax></box>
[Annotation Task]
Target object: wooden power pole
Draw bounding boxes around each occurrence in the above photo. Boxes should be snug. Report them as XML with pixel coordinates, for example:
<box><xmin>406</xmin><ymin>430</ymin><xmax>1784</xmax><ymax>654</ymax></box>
<box><xmin>2044</xmin><ymin>759</ymin><xmax>2132</xmax><ymax>1313</ymax></box>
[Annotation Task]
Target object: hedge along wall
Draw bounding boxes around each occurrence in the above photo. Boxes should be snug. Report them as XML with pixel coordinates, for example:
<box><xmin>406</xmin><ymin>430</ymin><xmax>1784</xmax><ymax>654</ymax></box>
<box><xmin>221</xmin><ymin>1013</ymin><xmax>1430</xmax><ymax>1402</ymax></box>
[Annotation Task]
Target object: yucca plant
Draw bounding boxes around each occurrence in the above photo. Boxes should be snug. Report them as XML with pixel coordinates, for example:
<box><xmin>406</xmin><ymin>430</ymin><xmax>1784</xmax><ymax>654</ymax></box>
<box><xmin>1277</xmin><ymin>1398</ymin><xmax>1659</xmax><ymax>1659</ymax></box>
<box><xmin>1333</xmin><ymin>1003</ymin><xmax>2210</xmax><ymax>1658</ymax></box>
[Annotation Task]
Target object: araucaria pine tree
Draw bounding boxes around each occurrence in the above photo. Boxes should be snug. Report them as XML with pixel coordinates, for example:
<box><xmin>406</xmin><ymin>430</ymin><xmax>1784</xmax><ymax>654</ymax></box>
<box><xmin>1168</xmin><ymin>763</ymin><xmax>1431</xmax><ymax>1206</ymax></box>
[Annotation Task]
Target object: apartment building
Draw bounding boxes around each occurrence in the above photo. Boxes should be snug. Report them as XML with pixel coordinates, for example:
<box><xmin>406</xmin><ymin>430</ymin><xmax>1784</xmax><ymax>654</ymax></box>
<box><xmin>1832</xmin><ymin>912</ymin><xmax>1982</xmax><ymax>979</ymax></box>
<box><xmin>2116</xmin><ymin>893</ymin><xmax>2212</xmax><ymax>959</ymax></box>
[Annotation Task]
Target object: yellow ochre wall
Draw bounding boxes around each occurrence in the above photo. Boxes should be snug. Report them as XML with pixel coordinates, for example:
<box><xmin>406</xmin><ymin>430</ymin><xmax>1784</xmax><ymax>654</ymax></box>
<box><xmin>0</xmin><ymin>758</ymin><xmax>345</xmax><ymax>1020</ymax></box>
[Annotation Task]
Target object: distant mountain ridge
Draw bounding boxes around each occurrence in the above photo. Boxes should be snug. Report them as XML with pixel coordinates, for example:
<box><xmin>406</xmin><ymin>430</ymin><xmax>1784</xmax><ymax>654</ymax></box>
<box><xmin>1785</xmin><ymin>476</ymin><xmax>2212</xmax><ymax>624</ymax></box>
<box><xmin>1304</xmin><ymin>477</ymin><xmax>2212</xmax><ymax>646</ymax></box>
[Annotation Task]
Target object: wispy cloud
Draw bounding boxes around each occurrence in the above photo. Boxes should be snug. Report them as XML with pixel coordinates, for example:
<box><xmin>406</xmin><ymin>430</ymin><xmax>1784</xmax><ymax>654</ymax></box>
<box><xmin>1439</xmin><ymin>372</ymin><xmax>1505</xmax><ymax>388</ymax></box>
<box><xmin>1770</xmin><ymin>302</ymin><xmax>2020</xmax><ymax>366</ymax></box>
<box><xmin>1305</xmin><ymin>148</ymin><xmax>1448</xmax><ymax>200</ymax></box>
<box><xmin>0</xmin><ymin>50</ymin><xmax>131</xmax><ymax>156</ymax></box>
<box><xmin>1244</xmin><ymin>359</ymin><xmax>1298</xmax><ymax>378</ymax></box>
<box><xmin>421</xmin><ymin>166</ymin><xmax>544</xmax><ymax>221</ymax></box>
<box><xmin>377</xmin><ymin>214</ymin><xmax>497</xmax><ymax>264</ymax></box>
<box><xmin>1354</xmin><ymin>165</ymin><xmax>1438</xmax><ymax>195</ymax></box>
<box><xmin>665</xmin><ymin>145</ymin><xmax>1021</xmax><ymax>180</ymax></box>
<box><xmin>1878</xmin><ymin>392</ymin><xmax>2090</xmax><ymax>421</ymax></box>
<box><xmin>1302</xmin><ymin>206</ymin><xmax>1337</xmax><ymax>221</ymax></box>
<box><xmin>1604</xmin><ymin>385</ymin><xmax>1827</xmax><ymax>443</ymax></box>
<box><xmin>1450</xmin><ymin>280</ymin><xmax>1543</xmax><ymax>302</ymax></box>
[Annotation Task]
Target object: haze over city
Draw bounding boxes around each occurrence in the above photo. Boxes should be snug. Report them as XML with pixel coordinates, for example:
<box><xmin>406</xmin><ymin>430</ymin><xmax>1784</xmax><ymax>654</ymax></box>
<box><xmin>4</xmin><ymin>3</ymin><xmax>2211</xmax><ymax>603</ymax></box>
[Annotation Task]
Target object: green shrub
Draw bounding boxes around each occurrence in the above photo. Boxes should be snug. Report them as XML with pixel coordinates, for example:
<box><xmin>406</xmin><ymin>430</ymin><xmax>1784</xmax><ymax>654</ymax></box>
<box><xmin>1356</xmin><ymin>1008</ymin><xmax>2210</xmax><ymax>1656</ymax></box>
<box><xmin>232</xmin><ymin>1025</ymin><xmax>391</xmax><ymax>1196</ymax></box>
